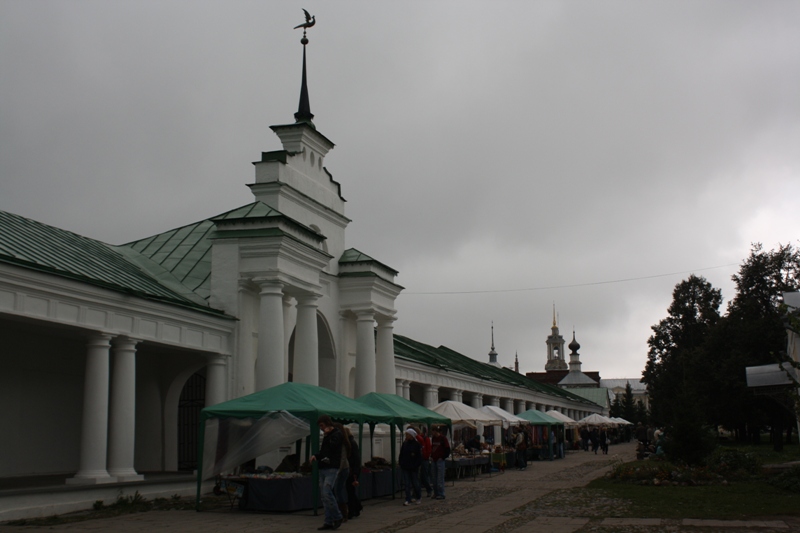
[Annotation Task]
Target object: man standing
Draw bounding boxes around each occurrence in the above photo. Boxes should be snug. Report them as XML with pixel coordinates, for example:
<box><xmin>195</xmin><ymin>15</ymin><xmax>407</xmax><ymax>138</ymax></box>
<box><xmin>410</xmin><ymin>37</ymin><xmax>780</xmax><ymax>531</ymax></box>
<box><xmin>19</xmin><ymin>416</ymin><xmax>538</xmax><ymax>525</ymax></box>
<box><xmin>514</xmin><ymin>427</ymin><xmax>527</xmax><ymax>470</ymax></box>
<box><xmin>311</xmin><ymin>415</ymin><xmax>343</xmax><ymax>530</ymax></box>
<box><xmin>430</xmin><ymin>425</ymin><xmax>450</xmax><ymax>500</ymax></box>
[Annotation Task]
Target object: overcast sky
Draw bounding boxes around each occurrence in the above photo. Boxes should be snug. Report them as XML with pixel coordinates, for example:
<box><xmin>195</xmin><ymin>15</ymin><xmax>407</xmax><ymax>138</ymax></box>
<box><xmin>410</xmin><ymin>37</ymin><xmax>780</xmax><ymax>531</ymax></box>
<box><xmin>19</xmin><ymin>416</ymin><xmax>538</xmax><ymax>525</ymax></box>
<box><xmin>2</xmin><ymin>1</ymin><xmax>799</xmax><ymax>379</ymax></box>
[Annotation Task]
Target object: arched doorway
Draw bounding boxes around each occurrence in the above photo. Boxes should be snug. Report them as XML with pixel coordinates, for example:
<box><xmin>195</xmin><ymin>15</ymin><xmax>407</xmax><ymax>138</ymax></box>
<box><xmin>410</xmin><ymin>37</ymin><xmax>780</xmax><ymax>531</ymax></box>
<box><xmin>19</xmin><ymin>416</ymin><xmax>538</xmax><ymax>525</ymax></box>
<box><xmin>287</xmin><ymin>312</ymin><xmax>337</xmax><ymax>391</ymax></box>
<box><xmin>177</xmin><ymin>371</ymin><xmax>205</xmax><ymax>471</ymax></box>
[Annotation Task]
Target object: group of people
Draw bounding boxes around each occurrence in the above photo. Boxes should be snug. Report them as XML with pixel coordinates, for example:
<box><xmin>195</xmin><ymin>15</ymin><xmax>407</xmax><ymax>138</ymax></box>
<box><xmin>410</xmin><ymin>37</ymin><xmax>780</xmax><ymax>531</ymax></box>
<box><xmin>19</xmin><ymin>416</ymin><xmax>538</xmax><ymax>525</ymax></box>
<box><xmin>635</xmin><ymin>423</ymin><xmax>666</xmax><ymax>459</ymax></box>
<box><xmin>313</xmin><ymin>417</ymin><xmax>454</xmax><ymax>530</ymax></box>
<box><xmin>579</xmin><ymin>426</ymin><xmax>610</xmax><ymax>455</ymax></box>
<box><xmin>399</xmin><ymin>425</ymin><xmax>451</xmax><ymax>505</ymax></box>
<box><xmin>311</xmin><ymin>415</ymin><xmax>363</xmax><ymax>531</ymax></box>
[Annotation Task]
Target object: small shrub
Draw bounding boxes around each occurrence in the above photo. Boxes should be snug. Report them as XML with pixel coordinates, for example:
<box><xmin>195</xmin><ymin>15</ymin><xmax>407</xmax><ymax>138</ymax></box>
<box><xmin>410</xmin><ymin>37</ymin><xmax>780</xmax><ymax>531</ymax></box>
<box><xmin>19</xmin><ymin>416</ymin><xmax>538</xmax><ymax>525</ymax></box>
<box><xmin>706</xmin><ymin>448</ymin><xmax>761</xmax><ymax>478</ymax></box>
<box><xmin>769</xmin><ymin>465</ymin><xmax>800</xmax><ymax>493</ymax></box>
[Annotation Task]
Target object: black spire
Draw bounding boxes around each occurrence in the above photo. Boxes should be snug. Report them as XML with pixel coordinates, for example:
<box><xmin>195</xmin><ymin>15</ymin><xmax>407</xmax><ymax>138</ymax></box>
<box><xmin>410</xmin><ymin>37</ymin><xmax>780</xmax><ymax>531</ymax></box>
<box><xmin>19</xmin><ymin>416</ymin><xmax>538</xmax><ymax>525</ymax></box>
<box><xmin>294</xmin><ymin>44</ymin><xmax>314</xmax><ymax>125</ymax></box>
<box><xmin>293</xmin><ymin>9</ymin><xmax>315</xmax><ymax>125</ymax></box>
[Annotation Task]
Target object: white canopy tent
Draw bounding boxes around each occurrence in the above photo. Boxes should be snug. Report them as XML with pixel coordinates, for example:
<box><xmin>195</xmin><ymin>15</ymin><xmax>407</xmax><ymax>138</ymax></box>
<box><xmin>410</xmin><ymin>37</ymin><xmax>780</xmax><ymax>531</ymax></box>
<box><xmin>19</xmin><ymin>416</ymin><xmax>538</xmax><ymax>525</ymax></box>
<box><xmin>431</xmin><ymin>401</ymin><xmax>504</xmax><ymax>430</ymax></box>
<box><xmin>577</xmin><ymin>413</ymin><xmax>618</xmax><ymax>427</ymax></box>
<box><xmin>479</xmin><ymin>405</ymin><xmax>528</xmax><ymax>428</ymax></box>
<box><xmin>610</xmin><ymin>417</ymin><xmax>634</xmax><ymax>425</ymax></box>
<box><xmin>545</xmin><ymin>410</ymin><xmax>578</xmax><ymax>427</ymax></box>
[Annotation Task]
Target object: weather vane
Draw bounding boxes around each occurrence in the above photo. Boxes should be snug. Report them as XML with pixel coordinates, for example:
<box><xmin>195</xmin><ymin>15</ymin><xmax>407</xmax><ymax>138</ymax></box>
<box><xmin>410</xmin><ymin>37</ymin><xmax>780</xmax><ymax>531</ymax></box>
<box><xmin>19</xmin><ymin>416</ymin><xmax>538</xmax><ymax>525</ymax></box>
<box><xmin>294</xmin><ymin>9</ymin><xmax>315</xmax><ymax>45</ymax></box>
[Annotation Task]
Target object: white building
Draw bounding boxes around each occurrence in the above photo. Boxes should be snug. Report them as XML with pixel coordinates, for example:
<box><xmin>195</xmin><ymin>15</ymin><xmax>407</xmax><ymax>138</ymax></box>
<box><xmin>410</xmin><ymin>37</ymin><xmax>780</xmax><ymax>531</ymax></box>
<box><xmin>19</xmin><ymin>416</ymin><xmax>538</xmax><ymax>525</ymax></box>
<box><xmin>0</xmin><ymin>35</ymin><xmax>599</xmax><ymax>498</ymax></box>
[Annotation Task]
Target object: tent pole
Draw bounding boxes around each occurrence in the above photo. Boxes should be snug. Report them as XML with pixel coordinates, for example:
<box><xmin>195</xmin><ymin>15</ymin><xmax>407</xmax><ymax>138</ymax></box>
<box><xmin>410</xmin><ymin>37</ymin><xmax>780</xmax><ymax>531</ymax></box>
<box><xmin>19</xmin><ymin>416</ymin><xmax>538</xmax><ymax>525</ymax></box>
<box><xmin>295</xmin><ymin>439</ymin><xmax>302</xmax><ymax>472</ymax></box>
<box><xmin>390</xmin><ymin>423</ymin><xmax>397</xmax><ymax>499</ymax></box>
<box><xmin>195</xmin><ymin>418</ymin><xmax>206</xmax><ymax>511</ymax></box>
<box><xmin>311</xmin><ymin>426</ymin><xmax>320</xmax><ymax>516</ymax></box>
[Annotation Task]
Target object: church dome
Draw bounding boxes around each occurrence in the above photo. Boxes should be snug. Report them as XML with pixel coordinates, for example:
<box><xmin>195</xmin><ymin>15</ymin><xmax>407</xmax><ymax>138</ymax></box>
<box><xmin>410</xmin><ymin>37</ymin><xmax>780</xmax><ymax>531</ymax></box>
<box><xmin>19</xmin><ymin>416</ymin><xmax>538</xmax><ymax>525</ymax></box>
<box><xmin>569</xmin><ymin>332</ymin><xmax>580</xmax><ymax>353</ymax></box>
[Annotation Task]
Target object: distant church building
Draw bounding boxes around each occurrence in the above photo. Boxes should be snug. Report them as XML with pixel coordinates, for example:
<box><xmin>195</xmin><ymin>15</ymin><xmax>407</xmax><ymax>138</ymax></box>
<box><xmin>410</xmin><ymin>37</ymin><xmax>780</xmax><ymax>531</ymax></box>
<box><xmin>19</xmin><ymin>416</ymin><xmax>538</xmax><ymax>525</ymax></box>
<box><xmin>526</xmin><ymin>309</ymin><xmax>613</xmax><ymax>414</ymax></box>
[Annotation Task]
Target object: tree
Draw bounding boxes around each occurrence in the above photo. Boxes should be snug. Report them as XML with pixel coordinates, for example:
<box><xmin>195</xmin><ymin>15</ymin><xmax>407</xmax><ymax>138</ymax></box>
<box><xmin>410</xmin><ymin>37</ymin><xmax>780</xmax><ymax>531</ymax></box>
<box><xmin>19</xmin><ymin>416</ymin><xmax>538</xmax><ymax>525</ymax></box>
<box><xmin>705</xmin><ymin>244</ymin><xmax>800</xmax><ymax>444</ymax></box>
<box><xmin>642</xmin><ymin>274</ymin><xmax>722</xmax><ymax>463</ymax></box>
<box><xmin>622</xmin><ymin>382</ymin><xmax>637</xmax><ymax>423</ymax></box>
<box><xmin>609</xmin><ymin>395</ymin><xmax>622</xmax><ymax>418</ymax></box>
<box><xmin>642</xmin><ymin>274</ymin><xmax>722</xmax><ymax>427</ymax></box>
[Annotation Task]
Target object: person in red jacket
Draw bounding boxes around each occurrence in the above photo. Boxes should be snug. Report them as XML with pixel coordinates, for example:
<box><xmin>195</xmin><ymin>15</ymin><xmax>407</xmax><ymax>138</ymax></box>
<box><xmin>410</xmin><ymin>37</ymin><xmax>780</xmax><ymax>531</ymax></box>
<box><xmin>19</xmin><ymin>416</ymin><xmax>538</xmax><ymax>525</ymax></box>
<box><xmin>430</xmin><ymin>425</ymin><xmax>450</xmax><ymax>500</ymax></box>
<box><xmin>416</xmin><ymin>426</ymin><xmax>433</xmax><ymax>497</ymax></box>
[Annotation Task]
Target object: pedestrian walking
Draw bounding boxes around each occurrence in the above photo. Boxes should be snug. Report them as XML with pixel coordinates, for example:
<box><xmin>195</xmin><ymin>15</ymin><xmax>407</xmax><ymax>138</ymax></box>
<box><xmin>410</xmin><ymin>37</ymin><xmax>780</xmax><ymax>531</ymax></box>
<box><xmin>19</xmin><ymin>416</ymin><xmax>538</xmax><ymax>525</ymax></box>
<box><xmin>311</xmin><ymin>415</ymin><xmax>344</xmax><ymax>530</ymax></box>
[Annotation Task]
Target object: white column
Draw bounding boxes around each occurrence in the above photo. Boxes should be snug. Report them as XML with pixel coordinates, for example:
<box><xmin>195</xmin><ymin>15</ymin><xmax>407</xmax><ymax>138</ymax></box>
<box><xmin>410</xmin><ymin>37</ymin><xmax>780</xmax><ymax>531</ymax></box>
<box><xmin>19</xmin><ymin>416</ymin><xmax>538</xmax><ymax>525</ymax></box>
<box><xmin>490</xmin><ymin>396</ymin><xmax>501</xmax><ymax>407</ymax></box>
<box><xmin>470</xmin><ymin>393</ymin><xmax>483</xmax><ymax>409</ymax></box>
<box><xmin>255</xmin><ymin>281</ymin><xmax>284</xmax><ymax>391</ymax></box>
<box><xmin>424</xmin><ymin>385</ymin><xmax>439</xmax><ymax>408</ymax></box>
<box><xmin>293</xmin><ymin>294</ymin><xmax>319</xmax><ymax>385</ymax></box>
<box><xmin>539</xmin><ymin>404</ymin><xmax>547</xmax><ymax>412</ymax></box>
<box><xmin>502</xmin><ymin>398</ymin><xmax>514</xmax><ymax>413</ymax></box>
<box><xmin>514</xmin><ymin>400</ymin><xmax>525</xmax><ymax>415</ymax></box>
<box><xmin>107</xmin><ymin>336</ymin><xmax>143</xmax><ymax>482</ymax></box>
<box><xmin>375</xmin><ymin>316</ymin><xmax>396</xmax><ymax>394</ymax></box>
<box><xmin>205</xmin><ymin>354</ymin><xmax>228</xmax><ymax>407</ymax></box>
<box><xmin>68</xmin><ymin>334</ymin><xmax>115</xmax><ymax>485</ymax></box>
<box><xmin>237</xmin><ymin>281</ymin><xmax>255</xmax><ymax>397</ymax></box>
<box><xmin>396</xmin><ymin>379</ymin><xmax>405</xmax><ymax>396</ymax></box>
<box><xmin>354</xmin><ymin>309</ymin><xmax>376</xmax><ymax>397</ymax></box>
<box><xmin>402</xmin><ymin>380</ymin><xmax>411</xmax><ymax>400</ymax></box>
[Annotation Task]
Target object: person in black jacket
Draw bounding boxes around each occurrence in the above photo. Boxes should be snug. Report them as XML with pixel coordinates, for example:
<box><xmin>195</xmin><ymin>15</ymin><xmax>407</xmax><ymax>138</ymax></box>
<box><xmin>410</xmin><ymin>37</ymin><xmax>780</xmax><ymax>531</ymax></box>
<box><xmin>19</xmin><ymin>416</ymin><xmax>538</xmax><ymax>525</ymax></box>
<box><xmin>399</xmin><ymin>428</ymin><xmax>422</xmax><ymax>505</ymax></box>
<box><xmin>343</xmin><ymin>427</ymin><xmax>362</xmax><ymax>519</ymax></box>
<box><xmin>311</xmin><ymin>415</ymin><xmax>343</xmax><ymax>530</ymax></box>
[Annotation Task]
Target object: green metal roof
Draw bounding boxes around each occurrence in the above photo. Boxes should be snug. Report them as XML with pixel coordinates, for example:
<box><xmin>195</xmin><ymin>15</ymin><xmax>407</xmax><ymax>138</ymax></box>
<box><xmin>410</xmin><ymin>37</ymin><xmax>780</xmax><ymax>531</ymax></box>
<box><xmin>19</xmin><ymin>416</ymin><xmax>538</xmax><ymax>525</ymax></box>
<box><xmin>122</xmin><ymin>201</ymin><xmax>324</xmax><ymax>301</ymax></box>
<box><xmin>0</xmin><ymin>210</ymin><xmax>223</xmax><ymax>315</ymax></box>
<box><xmin>393</xmin><ymin>334</ymin><xmax>595</xmax><ymax>405</ymax></box>
<box><xmin>339</xmin><ymin>248</ymin><xmax>399</xmax><ymax>276</ymax></box>
<box><xmin>563</xmin><ymin>387</ymin><xmax>611</xmax><ymax>408</ymax></box>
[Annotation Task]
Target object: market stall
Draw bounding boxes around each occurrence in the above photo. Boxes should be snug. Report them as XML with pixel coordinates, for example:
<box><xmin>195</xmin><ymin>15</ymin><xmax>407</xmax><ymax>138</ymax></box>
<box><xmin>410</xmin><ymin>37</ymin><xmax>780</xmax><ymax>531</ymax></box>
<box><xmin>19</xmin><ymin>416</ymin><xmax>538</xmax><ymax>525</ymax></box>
<box><xmin>517</xmin><ymin>409</ymin><xmax>564</xmax><ymax>460</ymax></box>
<box><xmin>195</xmin><ymin>382</ymin><xmax>394</xmax><ymax>513</ymax></box>
<box><xmin>431</xmin><ymin>401</ymin><xmax>503</xmax><ymax>479</ymax></box>
<box><xmin>355</xmin><ymin>393</ymin><xmax>451</xmax><ymax>497</ymax></box>
<box><xmin>545</xmin><ymin>410</ymin><xmax>579</xmax><ymax>449</ymax></box>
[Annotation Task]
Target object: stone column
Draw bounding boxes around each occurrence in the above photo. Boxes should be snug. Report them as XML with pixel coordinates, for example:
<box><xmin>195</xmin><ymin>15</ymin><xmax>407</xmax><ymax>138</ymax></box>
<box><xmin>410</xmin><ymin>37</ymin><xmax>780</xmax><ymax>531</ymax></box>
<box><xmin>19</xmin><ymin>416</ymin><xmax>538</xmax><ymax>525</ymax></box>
<box><xmin>255</xmin><ymin>281</ymin><xmax>284</xmax><ymax>391</ymax></box>
<box><xmin>237</xmin><ymin>281</ymin><xmax>255</xmax><ymax>396</ymax></box>
<box><xmin>293</xmin><ymin>294</ymin><xmax>319</xmax><ymax>385</ymax></box>
<box><xmin>396</xmin><ymin>379</ymin><xmax>405</xmax><ymax>397</ymax></box>
<box><xmin>402</xmin><ymin>380</ymin><xmax>411</xmax><ymax>400</ymax></box>
<box><xmin>515</xmin><ymin>400</ymin><xmax>526</xmax><ymax>415</ymax></box>
<box><xmin>354</xmin><ymin>309</ymin><xmax>376</xmax><ymax>397</ymax></box>
<box><xmin>490</xmin><ymin>396</ymin><xmax>501</xmax><ymax>407</ymax></box>
<box><xmin>539</xmin><ymin>404</ymin><xmax>547</xmax><ymax>412</ymax></box>
<box><xmin>205</xmin><ymin>354</ymin><xmax>228</xmax><ymax>407</ymax></box>
<box><xmin>107</xmin><ymin>337</ymin><xmax>143</xmax><ymax>482</ymax></box>
<box><xmin>375</xmin><ymin>316</ymin><xmax>396</xmax><ymax>395</ymax></box>
<box><xmin>68</xmin><ymin>334</ymin><xmax>115</xmax><ymax>485</ymax></box>
<box><xmin>452</xmin><ymin>389</ymin><xmax>463</xmax><ymax>403</ymax></box>
<box><xmin>424</xmin><ymin>385</ymin><xmax>439</xmax><ymax>408</ymax></box>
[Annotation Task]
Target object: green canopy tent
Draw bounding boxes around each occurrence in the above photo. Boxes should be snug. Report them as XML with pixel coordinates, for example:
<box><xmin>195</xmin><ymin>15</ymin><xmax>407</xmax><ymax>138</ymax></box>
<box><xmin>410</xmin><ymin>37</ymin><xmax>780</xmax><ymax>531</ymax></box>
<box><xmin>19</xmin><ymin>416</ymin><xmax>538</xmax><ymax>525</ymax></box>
<box><xmin>517</xmin><ymin>410</ymin><xmax>564</xmax><ymax>460</ymax></box>
<box><xmin>355</xmin><ymin>392</ymin><xmax>452</xmax><ymax>497</ymax></box>
<box><xmin>195</xmin><ymin>382</ymin><xmax>394</xmax><ymax>513</ymax></box>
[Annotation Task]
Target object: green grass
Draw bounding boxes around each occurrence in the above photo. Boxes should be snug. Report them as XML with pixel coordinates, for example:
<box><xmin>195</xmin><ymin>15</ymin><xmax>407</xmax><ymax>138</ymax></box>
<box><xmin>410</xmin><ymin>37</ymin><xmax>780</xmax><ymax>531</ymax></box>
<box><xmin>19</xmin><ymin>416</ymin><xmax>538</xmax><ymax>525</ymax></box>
<box><xmin>586</xmin><ymin>477</ymin><xmax>800</xmax><ymax>520</ymax></box>
<box><xmin>581</xmin><ymin>442</ymin><xmax>800</xmax><ymax>521</ymax></box>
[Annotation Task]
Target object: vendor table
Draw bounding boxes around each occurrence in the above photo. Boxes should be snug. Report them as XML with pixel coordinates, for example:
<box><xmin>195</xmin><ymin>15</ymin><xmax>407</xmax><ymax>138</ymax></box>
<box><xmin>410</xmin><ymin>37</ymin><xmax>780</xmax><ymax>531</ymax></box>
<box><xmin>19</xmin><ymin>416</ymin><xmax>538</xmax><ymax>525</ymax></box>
<box><xmin>233</xmin><ymin>476</ymin><xmax>314</xmax><ymax>512</ymax></box>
